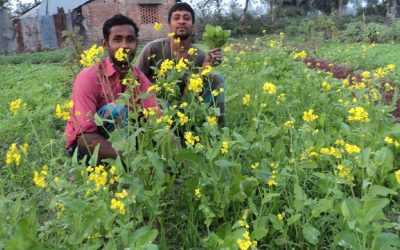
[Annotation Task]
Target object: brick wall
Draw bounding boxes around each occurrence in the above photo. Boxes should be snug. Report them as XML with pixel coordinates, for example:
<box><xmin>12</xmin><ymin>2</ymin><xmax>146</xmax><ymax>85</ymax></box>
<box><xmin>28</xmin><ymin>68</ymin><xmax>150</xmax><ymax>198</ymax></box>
<box><xmin>82</xmin><ymin>0</ymin><xmax>177</xmax><ymax>44</ymax></box>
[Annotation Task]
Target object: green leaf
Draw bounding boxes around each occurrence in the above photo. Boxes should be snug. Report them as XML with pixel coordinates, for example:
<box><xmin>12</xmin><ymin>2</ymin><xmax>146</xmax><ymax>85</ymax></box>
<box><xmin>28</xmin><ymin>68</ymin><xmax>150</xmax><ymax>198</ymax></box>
<box><xmin>252</xmin><ymin>216</ymin><xmax>268</xmax><ymax>240</ymax></box>
<box><xmin>206</xmin><ymin>142</ymin><xmax>222</xmax><ymax>161</ymax></box>
<box><xmin>252</xmin><ymin>227</ymin><xmax>268</xmax><ymax>241</ymax></box>
<box><xmin>366</xmin><ymin>185</ymin><xmax>397</xmax><ymax>198</ymax></box>
<box><xmin>94</xmin><ymin>113</ymin><xmax>104</xmax><ymax>126</ymax></box>
<box><xmin>374</xmin><ymin>147</ymin><xmax>393</xmax><ymax>171</ymax></box>
<box><xmin>202</xmin><ymin>24</ymin><xmax>231</xmax><ymax>48</ymax></box>
<box><xmin>261</xmin><ymin>192</ymin><xmax>280</xmax><ymax>204</ymax></box>
<box><xmin>287</xmin><ymin>214</ymin><xmax>302</xmax><ymax>225</ymax></box>
<box><xmin>266</xmin><ymin>126</ymin><xmax>281</xmax><ymax>137</ymax></box>
<box><xmin>88</xmin><ymin>143</ymin><xmax>100</xmax><ymax>166</ymax></box>
<box><xmin>302</xmin><ymin>223</ymin><xmax>320</xmax><ymax>245</ymax></box>
<box><xmin>341</xmin><ymin>197</ymin><xmax>359</xmax><ymax>219</ymax></box>
<box><xmin>360</xmin><ymin>147</ymin><xmax>371</xmax><ymax>165</ymax></box>
<box><xmin>362</xmin><ymin>198</ymin><xmax>389</xmax><ymax>224</ymax></box>
<box><xmin>269</xmin><ymin>214</ymin><xmax>283</xmax><ymax>231</ymax></box>
<box><xmin>335</xmin><ymin>231</ymin><xmax>361</xmax><ymax>250</ymax></box>
<box><xmin>214</xmin><ymin>159</ymin><xmax>236</xmax><ymax>168</ymax></box>
<box><xmin>293</xmin><ymin>183</ymin><xmax>305</xmax><ymax>211</ymax></box>
<box><xmin>175</xmin><ymin>149</ymin><xmax>203</xmax><ymax>165</ymax></box>
<box><xmin>372</xmin><ymin>232</ymin><xmax>400</xmax><ymax>250</ymax></box>
<box><xmin>311</xmin><ymin>197</ymin><xmax>333</xmax><ymax>217</ymax></box>
<box><xmin>5</xmin><ymin>214</ymin><xmax>39</xmax><ymax>250</ymax></box>
<box><xmin>132</xmin><ymin>226</ymin><xmax>158</xmax><ymax>247</ymax></box>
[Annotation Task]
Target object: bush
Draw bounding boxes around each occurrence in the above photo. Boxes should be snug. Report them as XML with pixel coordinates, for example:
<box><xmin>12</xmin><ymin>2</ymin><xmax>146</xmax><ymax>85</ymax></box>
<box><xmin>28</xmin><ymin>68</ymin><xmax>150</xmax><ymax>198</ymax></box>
<box><xmin>340</xmin><ymin>21</ymin><xmax>365</xmax><ymax>42</ymax></box>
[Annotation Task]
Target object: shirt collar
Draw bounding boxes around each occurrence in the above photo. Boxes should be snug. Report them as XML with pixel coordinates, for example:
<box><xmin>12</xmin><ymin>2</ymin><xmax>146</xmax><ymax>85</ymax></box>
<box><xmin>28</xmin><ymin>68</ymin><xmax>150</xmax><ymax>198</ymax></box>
<box><xmin>103</xmin><ymin>57</ymin><xmax>117</xmax><ymax>77</ymax></box>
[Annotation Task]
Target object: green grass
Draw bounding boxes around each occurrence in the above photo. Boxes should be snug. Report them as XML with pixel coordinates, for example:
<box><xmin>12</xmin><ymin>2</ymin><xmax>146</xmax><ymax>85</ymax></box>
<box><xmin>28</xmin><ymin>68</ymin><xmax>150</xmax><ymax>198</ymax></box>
<box><xmin>0</xmin><ymin>49</ymin><xmax>70</xmax><ymax>65</ymax></box>
<box><xmin>311</xmin><ymin>42</ymin><xmax>400</xmax><ymax>71</ymax></box>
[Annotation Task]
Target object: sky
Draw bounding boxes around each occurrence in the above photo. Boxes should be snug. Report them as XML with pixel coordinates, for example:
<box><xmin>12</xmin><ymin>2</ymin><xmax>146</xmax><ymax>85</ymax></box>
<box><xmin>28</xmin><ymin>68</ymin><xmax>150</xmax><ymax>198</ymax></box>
<box><xmin>10</xmin><ymin>0</ymin><xmax>36</xmax><ymax>10</ymax></box>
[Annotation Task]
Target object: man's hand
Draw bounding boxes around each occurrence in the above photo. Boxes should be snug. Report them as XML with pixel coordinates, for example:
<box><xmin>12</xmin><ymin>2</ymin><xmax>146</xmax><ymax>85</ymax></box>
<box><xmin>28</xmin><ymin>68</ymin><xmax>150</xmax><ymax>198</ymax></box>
<box><xmin>203</xmin><ymin>48</ymin><xmax>223</xmax><ymax>67</ymax></box>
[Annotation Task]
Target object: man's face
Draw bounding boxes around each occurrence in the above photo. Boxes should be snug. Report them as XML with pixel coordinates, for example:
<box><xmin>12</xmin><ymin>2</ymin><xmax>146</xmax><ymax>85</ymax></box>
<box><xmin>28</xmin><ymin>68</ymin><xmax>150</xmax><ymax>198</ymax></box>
<box><xmin>103</xmin><ymin>24</ymin><xmax>138</xmax><ymax>68</ymax></box>
<box><xmin>169</xmin><ymin>10</ymin><xmax>193</xmax><ymax>40</ymax></box>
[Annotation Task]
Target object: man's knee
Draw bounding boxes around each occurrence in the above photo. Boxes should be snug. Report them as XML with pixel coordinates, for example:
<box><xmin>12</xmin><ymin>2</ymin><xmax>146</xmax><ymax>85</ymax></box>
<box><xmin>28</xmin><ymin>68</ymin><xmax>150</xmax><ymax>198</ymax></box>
<box><xmin>209</xmin><ymin>73</ymin><xmax>226</xmax><ymax>91</ymax></box>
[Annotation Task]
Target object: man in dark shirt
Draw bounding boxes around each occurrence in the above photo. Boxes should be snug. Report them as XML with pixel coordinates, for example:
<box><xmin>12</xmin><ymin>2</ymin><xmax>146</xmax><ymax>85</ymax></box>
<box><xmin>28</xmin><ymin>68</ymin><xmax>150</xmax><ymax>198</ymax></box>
<box><xmin>135</xmin><ymin>2</ymin><xmax>226</xmax><ymax>127</ymax></box>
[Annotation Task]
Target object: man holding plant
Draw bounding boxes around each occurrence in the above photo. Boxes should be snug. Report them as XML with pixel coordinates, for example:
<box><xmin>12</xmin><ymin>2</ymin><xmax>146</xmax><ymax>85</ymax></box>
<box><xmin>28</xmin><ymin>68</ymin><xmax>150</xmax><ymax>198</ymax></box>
<box><xmin>65</xmin><ymin>14</ymin><xmax>159</xmax><ymax>162</ymax></box>
<box><xmin>135</xmin><ymin>2</ymin><xmax>226</xmax><ymax>127</ymax></box>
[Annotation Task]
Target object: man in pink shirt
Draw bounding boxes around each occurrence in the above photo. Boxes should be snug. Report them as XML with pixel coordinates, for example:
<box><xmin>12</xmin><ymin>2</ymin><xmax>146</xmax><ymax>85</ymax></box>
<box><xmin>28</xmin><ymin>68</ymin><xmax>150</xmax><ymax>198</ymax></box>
<box><xmin>65</xmin><ymin>14</ymin><xmax>159</xmax><ymax>163</ymax></box>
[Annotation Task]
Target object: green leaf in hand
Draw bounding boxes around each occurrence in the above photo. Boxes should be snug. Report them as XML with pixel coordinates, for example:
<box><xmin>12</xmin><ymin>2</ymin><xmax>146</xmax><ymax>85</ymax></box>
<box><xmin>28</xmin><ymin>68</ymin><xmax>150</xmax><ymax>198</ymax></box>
<box><xmin>202</xmin><ymin>24</ymin><xmax>231</xmax><ymax>48</ymax></box>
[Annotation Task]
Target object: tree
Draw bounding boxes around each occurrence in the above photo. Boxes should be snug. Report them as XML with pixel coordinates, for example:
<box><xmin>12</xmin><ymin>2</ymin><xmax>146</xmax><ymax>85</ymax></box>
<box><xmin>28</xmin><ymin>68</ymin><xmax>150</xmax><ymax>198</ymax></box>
<box><xmin>338</xmin><ymin>0</ymin><xmax>344</xmax><ymax>16</ymax></box>
<box><xmin>243</xmin><ymin>0</ymin><xmax>250</xmax><ymax>32</ymax></box>
<box><xmin>14</xmin><ymin>0</ymin><xmax>40</xmax><ymax>15</ymax></box>
<box><xmin>386</xmin><ymin>0</ymin><xmax>391</xmax><ymax>17</ymax></box>
<box><xmin>0</xmin><ymin>0</ymin><xmax>11</xmax><ymax>10</ymax></box>
<box><xmin>366</xmin><ymin>0</ymin><xmax>379</xmax><ymax>5</ymax></box>
<box><xmin>312</xmin><ymin>0</ymin><xmax>349</xmax><ymax>15</ymax></box>
<box><xmin>269</xmin><ymin>0</ymin><xmax>276</xmax><ymax>22</ymax></box>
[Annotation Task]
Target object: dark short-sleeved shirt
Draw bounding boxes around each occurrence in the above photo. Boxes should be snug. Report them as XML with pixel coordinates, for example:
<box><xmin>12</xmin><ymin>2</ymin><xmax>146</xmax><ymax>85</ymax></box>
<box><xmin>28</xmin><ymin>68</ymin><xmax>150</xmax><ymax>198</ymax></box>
<box><xmin>135</xmin><ymin>38</ymin><xmax>206</xmax><ymax>82</ymax></box>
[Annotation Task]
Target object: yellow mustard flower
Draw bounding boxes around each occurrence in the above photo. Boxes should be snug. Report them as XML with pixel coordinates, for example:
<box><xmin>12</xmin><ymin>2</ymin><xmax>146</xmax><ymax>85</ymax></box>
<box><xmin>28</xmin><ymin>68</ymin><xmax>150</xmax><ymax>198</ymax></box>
<box><xmin>110</xmin><ymin>198</ymin><xmax>126</xmax><ymax>215</ymax></box>
<box><xmin>177</xmin><ymin>112</ymin><xmax>189</xmax><ymax>126</ymax></box>
<box><xmin>348</xmin><ymin>107</ymin><xmax>370</xmax><ymax>123</ymax></box>
<box><xmin>303</xmin><ymin>109</ymin><xmax>318</xmax><ymax>123</ymax></box>
<box><xmin>6</xmin><ymin>143</ymin><xmax>21</xmax><ymax>166</ymax></box>
<box><xmin>153</xmin><ymin>21</ymin><xmax>163</xmax><ymax>31</ymax></box>
<box><xmin>242</xmin><ymin>94</ymin><xmax>250</xmax><ymax>106</ymax></box>
<box><xmin>263</xmin><ymin>82</ymin><xmax>277</xmax><ymax>95</ymax></box>
<box><xmin>179</xmin><ymin>102</ymin><xmax>188</xmax><ymax>108</ymax></box>
<box><xmin>195</xmin><ymin>188</ymin><xmax>201</xmax><ymax>199</ymax></box>
<box><xmin>184</xmin><ymin>132</ymin><xmax>200</xmax><ymax>146</ymax></box>
<box><xmin>284</xmin><ymin>120</ymin><xmax>294</xmax><ymax>129</ymax></box>
<box><xmin>345</xmin><ymin>144</ymin><xmax>361</xmax><ymax>154</ymax></box>
<box><xmin>188</xmin><ymin>47</ymin><xmax>197</xmax><ymax>55</ymax></box>
<box><xmin>10</xmin><ymin>98</ymin><xmax>27</xmax><ymax>115</ymax></box>
<box><xmin>293</xmin><ymin>50</ymin><xmax>307</xmax><ymax>60</ymax></box>
<box><xmin>201</xmin><ymin>65</ymin><xmax>212</xmax><ymax>76</ymax></box>
<box><xmin>395</xmin><ymin>170</ymin><xmax>400</xmax><ymax>184</ymax></box>
<box><xmin>250</xmin><ymin>162</ymin><xmax>260</xmax><ymax>169</ymax></box>
<box><xmin>176</xmin><ymin>58</ymin><xmax>189</xmax><ymax>72</ymax></box>
<box><xmin>237</xmin><ymin>231</ymin><xmax>257</xmax><ymax>250</ymax></box>
<box><xmin>115</xmin><ymin>189</ymin><xmax>128</xmax><ymax>199</ymax></box>
<box><xmin>33</xmin><ymin>165</ymin><xmax>48</xmax><ymax>188</ymax></box>
<box><xmin>159</xmin><ymin>59</ymin><xmax>174</xmax><ymax>77</ymax></box>
<box><xmin>207</xmin><ymin>116</ymin><xmax>217</xmax><ymax>126</ymax></box>
<box><xmin>188</xmin><ymin>74</ymin><xmax>203</xmax><ymax>93</ymax></box>
<box><xmin>385</xmin><ymin>136</ymin><xmax>394</xmax><ymax>144</ymax></box>
<box><xmin>80</xmin><ymin>44</ymin><xmax>104</xmax><ymax>67</ymax></box>
<box><xmin>115</xmin><ymin>48</ymin><xmax>129</xmax><ymax>62</ymax></box>
<box><xmin>277</xmin><ymin>212</ymin><xmax>285</xmax><ymax>221</ymax></box>
<box><xmin>221</xmin><ymin>141</ymin><xmax>229</xmax><ymax>154</ymax></box>
<box><xmin>321</xmin><ymin>81</ymin><xmax>331</xmax><ymax>91</ymax></box>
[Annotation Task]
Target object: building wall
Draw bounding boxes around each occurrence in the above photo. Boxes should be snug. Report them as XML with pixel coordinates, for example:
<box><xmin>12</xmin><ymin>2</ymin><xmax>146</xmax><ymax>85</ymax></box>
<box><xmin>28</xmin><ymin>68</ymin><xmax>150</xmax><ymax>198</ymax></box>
<box><xmin>82</xmin><ymin>0</ymin><xmax>176</xmax><ymax>44</ymax></box>
<box><xmin>0</xmin><ymin>9</ymin><xmax>15</xmax><ymax>55</ymax></box>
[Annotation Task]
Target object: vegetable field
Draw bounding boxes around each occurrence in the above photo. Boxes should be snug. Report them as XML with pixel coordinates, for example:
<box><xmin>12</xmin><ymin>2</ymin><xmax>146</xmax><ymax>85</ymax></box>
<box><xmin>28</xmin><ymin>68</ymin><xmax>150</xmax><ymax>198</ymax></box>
<box><xmin>1</xmin><ymin>35</ymin><xmax>400</xmax><ymax>249</ymax></box>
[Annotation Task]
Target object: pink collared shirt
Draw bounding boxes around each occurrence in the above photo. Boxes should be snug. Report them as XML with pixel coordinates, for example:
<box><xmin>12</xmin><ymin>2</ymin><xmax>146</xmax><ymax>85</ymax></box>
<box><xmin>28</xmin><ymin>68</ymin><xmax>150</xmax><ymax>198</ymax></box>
<box><xmin>65</xmin><ymin>57</ymin><xmax>159</xmax><ymax>149</ymax></box>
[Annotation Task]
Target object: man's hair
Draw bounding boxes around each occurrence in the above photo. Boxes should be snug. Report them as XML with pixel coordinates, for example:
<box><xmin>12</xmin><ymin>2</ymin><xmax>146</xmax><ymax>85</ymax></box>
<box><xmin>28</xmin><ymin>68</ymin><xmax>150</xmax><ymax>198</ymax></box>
<box><xmin>102</xmin><ymin>14</ymin><xmax>139</xmax><ymax>41</ymax></box>
<box><xmin>168</xmin><ymin>2</ymin><xmax>195</xmax><ymax>24</ymax></box>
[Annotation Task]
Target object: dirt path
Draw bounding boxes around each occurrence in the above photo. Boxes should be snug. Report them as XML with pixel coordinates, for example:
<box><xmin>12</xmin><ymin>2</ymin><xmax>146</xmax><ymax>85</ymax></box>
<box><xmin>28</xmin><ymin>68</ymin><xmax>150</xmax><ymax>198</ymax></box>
<box><xmin>302</xmin><ymin>57</ymin><xmax>400</xmax><ymax>121</ymax></box>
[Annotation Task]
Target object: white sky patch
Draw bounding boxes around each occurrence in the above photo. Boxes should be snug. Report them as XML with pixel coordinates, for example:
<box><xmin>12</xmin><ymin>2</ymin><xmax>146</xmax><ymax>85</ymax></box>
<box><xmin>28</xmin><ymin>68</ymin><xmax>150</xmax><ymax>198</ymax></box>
<box><xmin>10</xmin><ymin>0</ymin><xmax>36</xmax><ymax>10</ymax></box>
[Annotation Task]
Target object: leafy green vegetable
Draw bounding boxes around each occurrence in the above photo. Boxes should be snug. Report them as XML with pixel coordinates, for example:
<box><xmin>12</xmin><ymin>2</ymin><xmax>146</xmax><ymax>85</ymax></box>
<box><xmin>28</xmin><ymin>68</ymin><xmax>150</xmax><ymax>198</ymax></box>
<box><xmin>202</xmin><ymin>24</ymin><xmax>231</xmax><ymax>48</ymax></box>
